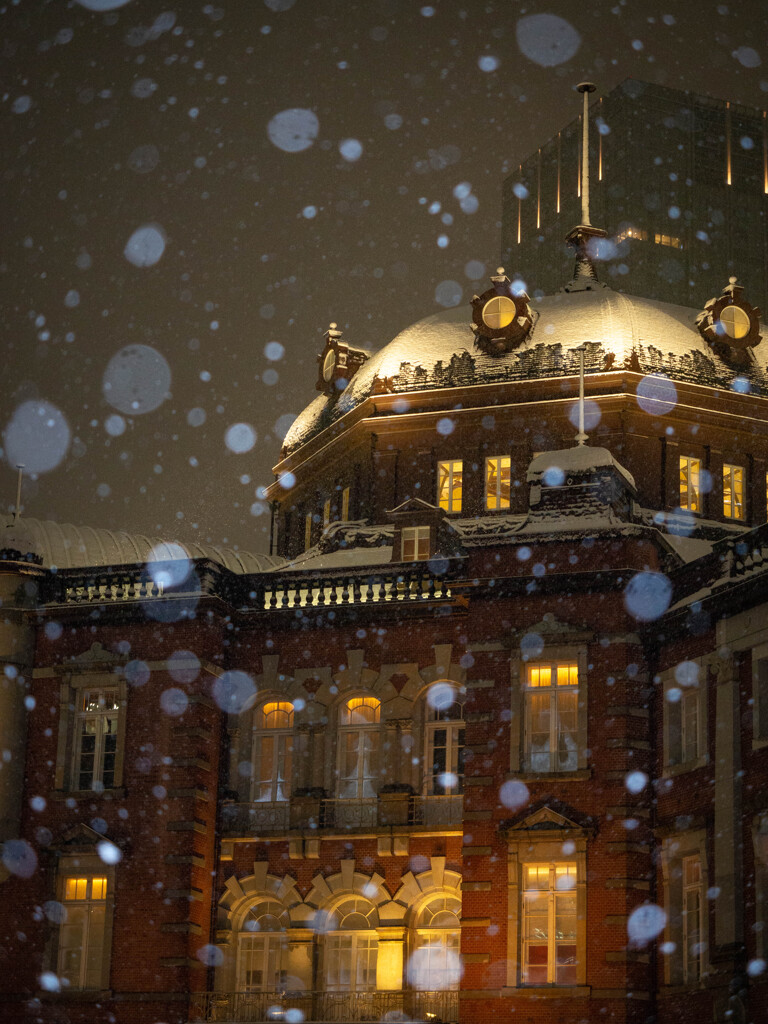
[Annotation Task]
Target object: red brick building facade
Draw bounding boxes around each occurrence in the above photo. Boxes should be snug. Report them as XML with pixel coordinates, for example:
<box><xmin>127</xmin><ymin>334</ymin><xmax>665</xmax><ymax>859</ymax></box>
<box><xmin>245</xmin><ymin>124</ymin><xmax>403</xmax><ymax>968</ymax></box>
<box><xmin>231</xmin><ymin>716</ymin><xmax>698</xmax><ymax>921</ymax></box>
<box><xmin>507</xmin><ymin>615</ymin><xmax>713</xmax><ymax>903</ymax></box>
<box><xmin>2</xmin><ymin>255</ymin><xmax>768</xmax><ymax>1024</ymax></box>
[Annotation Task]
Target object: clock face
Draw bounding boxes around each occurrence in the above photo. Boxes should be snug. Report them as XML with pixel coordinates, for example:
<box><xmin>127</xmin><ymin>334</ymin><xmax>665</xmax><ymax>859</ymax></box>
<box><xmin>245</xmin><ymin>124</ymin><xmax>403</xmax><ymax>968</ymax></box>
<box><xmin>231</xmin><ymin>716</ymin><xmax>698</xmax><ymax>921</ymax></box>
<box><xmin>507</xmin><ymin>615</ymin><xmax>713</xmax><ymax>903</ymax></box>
<box><xmin>481</xmin><ymin>295</ymin><xmax>517</xmax><ymax>331</ymax></box>
<box><xmin>322</xmin><ymin>349</ymin><xmax>336</xmax><ymax>381</ymax></box>
<box><xmin>717</xmin><ymin>304</ymin><xmax>751</xmax><ymax>340</ymax></box>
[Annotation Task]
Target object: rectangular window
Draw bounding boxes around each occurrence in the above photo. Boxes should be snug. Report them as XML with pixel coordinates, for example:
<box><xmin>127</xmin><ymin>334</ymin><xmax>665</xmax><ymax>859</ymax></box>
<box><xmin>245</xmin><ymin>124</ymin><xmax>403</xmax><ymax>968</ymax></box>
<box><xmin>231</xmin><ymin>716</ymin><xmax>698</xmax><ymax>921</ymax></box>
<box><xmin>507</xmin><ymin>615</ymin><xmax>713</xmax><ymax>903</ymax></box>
<box><xmin>304</xmin><ymin>513</ymin><xmax>313</xmax><ymax>551</ymax></box>
<box><xmin>682</xmin><ymin>856</ymin><xmax>703</xmax><ymax>983</ymax></box>
<box><xmin>665</xmin><ymin>678</ymin><xmax>704</xmax><ymax>769</ymax></box>
<box><xmin>325</xmin><ymin>934</ymin><xmax>378</xmax><ymax>991</ymax></box>
<box><xmin>427</xmin><ymin>724</ymin><xmax>465</xmax><ymax>795</ymax></box>
<box><xmin>485</xmin><ymin>456</ymin><xmax>511</xmax><ymax>510</ymax></box>
<box><xmin>723</xmin><ymin>463</ymin><xmax>745</xmax><ymax>520</ymax></box>
<box><xmin>654</xmin><ymin>232</ymin><xmax>683</xmax><ymax>249</ymax></box>
<box><xmin>754</xmin><ymin>656</ymin><xmax>768</xmax><ymax>743</ymax></box>
<box><xmin>341</xmin><ymin>487</ymin><xmax>350</xmax><ymax>522</ymax></box>
<box><xmin>679</xmin><ymin>457</ymin><xmax>701</xmax><ymax>513</ymax></box>
<box><xmin>401</xmin><ymin>526</ymin><xmax>430</xmax><ymax>562</ymax></box>
<box><xmin>323</xmin><ymin>499</ymin><xmax>331</xmax><ymax>527</ymax></box>
<box><xmin>615</xmin><ymin>226</ymin><xmax>648</xmax><ymax>243</ymax></box>
<box><xmin>524</xmin><ymin>663</ymin><xmax>578</xmax><ymax>773</ymax></box>
<box><xmin>59</xmin><ymin>875</ymin><xmax>108</xmax><ymax>990</ymax></box>
<box><xmin>522</xmin><ymin>863</ymin><xmax>578</xmax><ymax>985</ymax></box>
<box><xmin>73</xmin><ymin>690</ymin><xmax>119</xmax><ymax>792</ymax></box>
<box><xmin>238</xmin><ymin>935</ymin><xmax>285</xmax><ymax>992</ymax></box>
<box><xmin>437</xmin><ymin>460</ymin><xmax>463</xmax><ymax>513</ymax></box>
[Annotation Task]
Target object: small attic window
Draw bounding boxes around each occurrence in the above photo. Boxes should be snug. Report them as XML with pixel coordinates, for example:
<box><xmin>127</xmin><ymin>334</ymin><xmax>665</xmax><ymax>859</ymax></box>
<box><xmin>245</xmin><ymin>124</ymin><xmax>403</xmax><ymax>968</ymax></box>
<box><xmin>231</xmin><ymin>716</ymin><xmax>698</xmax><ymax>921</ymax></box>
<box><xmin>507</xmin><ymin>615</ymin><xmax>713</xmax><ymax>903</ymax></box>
<box><xmin>402</xmin><ymin>526</ymin><xmax>430</xmax><ymax>562</ymax></box>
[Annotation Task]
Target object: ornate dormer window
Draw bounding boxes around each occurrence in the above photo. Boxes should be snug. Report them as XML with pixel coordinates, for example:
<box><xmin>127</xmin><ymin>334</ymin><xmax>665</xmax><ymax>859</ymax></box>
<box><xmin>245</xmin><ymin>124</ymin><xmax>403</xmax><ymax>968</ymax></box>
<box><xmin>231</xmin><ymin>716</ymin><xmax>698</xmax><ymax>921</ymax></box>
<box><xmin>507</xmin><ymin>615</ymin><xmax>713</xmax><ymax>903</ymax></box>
<box><xmin>696</xmin><ymin>277</ymin><xmax>762</xmax><ymax>362</ymax></box>
<box><xmin>471</xmin><ymin>268</ymin><xmax>534</xmax><ymax>356</ymax></box>
<box><xmin>316</xmin><ymin>322</ymin><xmax>370</xmax><ymax>396</ymax></box>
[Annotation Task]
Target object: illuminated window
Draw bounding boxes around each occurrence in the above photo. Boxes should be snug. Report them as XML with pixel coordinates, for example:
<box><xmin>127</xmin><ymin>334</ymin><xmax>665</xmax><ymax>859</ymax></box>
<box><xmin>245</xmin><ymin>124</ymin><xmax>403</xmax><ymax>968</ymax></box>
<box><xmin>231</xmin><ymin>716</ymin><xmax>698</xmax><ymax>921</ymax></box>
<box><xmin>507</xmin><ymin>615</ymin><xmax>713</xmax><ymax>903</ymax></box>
<box><xmin>425</xmin><ymin>691</ymin><xmax>464</xmax><ymax>795</ymax></box>
<box><xmin>325</xmin><ymin>898</ymin><xmax>379</xmax><ymax>993</ymax></box>
<box><xmin>654</xmin><ymin>232</ymin><xmax>683</xmax><ymax>249</ymax></box>
<box><xmin>683</xmin><ymin>856</ymin><xmax>703</xmax><ymax>984</ymax></box>
<box><xmin>341</xmin><ymin>486</ymin><xmax>350</xmax><ymax>522</ymax></box>
<box><xmin>522</xmin><ymin>863</ymin><xmax>578</xmax><ymax>985</ymax></box>
<box><xmin>338</xmin><ymin>698</ymin><xmax>380</xmax><ymax>799</ymax></box>
<box><xmin>401</xmin><ymin>526</ymin><xmax>430</xmax><ymax>562</ymax></box>
<box><xmin>73</xmin><ymin>690</ymin><xmax>119</xmax><ymax>792</ymax></box>
<box><xmin>615</xmin><ymin>226</ymin><xmax>648</xmax><ymax>243</ymax></box>
<box><xmin>58</xmin><ymin>875</ymin><xmax>109</xmax><ymax>990</ymax></box>
<box><xmin>524</xmin><ymin>664</ymin><xmax>578</xmax><ymax>773</ymax></box>
<box><xmin>437</xmin><ymin>460</ymin><xmax>463</xmax><ymax>513</ymax></box>
<box><xmin>679</xmin><ymin>457</ymin><xmax>701</xmax><ymax>513</ymax></box>
<box><xmin>237</xmin><ymin>900</ymin><xmax>289</xmax><ymax>993</ymax></box>
<box><xmin>252</xmin><ymin>702</ymin><xmax>294</xmax><ymax>803</ymax></box>
<box><xmin>485</xmin><ymin>456</ymin><xmax>511</xmax><ymax>510</ymax></box>
<box><xmin>410</xmin><ymin>896</ymin><xmax>462</xmax><ymax>991</ymax></box>
<box><xmin>723</xmin><ymin>463</ymin><xmax>744</xmax><ymax>520</ymax></box>
<box><xmin>305</xmin><ymin>512</ymin><xmax>313</xmax><ymax>551</ymax></box>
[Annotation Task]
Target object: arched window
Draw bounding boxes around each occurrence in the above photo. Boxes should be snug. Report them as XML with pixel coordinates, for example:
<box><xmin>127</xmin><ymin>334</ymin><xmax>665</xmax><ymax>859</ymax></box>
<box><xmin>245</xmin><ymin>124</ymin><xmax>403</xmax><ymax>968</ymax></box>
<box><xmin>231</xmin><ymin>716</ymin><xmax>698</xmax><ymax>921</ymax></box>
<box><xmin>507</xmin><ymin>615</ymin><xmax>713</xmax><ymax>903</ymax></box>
<box><xmin>237</xmin><ymin>900</ymin><xmax>290</xmax><ymax>993</ymax></box>
<box><xmin>324</xmin><ymin>897</ymin><xmax>379</xmax><ymax>992</ymax></box>
<box><xmin>424</xmin><ymin>687</ymin><xmax>465</xmax><ymax>796</ymax></box>
<box><xmin>252</xmin><ymin>702</ymin><xmax>294</xmax><ymax>803</ymax></box>
<box><xmin>337</xmin><ymin>697</ymin><xmax>380</xmax><ymax>799</ymax></box>
<box><xmin>409</xmin><ymin>896</ymin><xmax>462</xmax><ymax>991</ymax></box>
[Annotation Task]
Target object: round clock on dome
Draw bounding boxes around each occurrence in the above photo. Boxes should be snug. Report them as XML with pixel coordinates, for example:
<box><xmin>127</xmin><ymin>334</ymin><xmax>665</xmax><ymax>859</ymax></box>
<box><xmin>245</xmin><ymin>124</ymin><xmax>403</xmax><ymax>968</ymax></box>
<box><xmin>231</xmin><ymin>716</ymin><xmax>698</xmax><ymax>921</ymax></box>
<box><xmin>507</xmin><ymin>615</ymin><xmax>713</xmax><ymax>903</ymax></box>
<box><xmin>322</xmin><ymin>348</ymin><xmax>336</xmax><ymax>381</ymax></box>
<box><xmin>696</xmin><ymin>276</ymin><xmax>762</xmax><ymax>357</ymax></box>
<box><xmin>471</xmin><ymin>268</ymin><xmax>534</xmax><ymax>355</ymax></box>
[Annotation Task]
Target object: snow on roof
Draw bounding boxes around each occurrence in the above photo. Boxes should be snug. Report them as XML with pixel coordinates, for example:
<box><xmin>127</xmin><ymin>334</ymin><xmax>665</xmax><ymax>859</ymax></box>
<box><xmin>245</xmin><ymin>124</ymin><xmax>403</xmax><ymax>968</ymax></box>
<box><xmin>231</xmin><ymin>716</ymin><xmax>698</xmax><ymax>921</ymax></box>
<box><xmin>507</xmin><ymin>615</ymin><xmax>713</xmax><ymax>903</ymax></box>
<box><xmin>527</xmin><ymin>445</ymin><xmax>637</xmax><ymax>490</ymax></box>
<box><xmin>1</xmin><ymin>516</ymin><xmax>282</xmax><ymax>575</ymax></box>
<box><xmin>281</xmin><ymin>286</ymin><xmax>768</xmax><ymax>455</ymax></box>
<box><xmin>277</xmin><ymin>545</ymin><xmax>395</xmax><ymax>572</ymax></box>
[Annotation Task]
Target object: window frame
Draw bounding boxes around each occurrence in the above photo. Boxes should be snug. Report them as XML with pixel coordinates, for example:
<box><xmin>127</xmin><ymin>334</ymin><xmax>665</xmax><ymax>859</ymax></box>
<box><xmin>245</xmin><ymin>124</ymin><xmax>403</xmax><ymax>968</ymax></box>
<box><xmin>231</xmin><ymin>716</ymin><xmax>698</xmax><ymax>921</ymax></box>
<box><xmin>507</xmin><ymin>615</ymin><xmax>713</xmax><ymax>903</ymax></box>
<box><xmin>436</xmin><ymin>460</ymin><xmax>463</xmax><ymax>514</ymax></box>
<box><xmin>660</xmin><ymin>830</ymin><xmax>709</xmax><ymax>987</ymax></box>
<box><xmin>401</xmin><ymin>526</ymin><xmax>431</xmax><ymax>563</ymax></box>
<box><xmin>662</xmin><ymin>663</ymin><xmax>708</xmax><ymax>775</ymax></box>
<box><xmin>336</xmin><ymin>696</ymin><xmax>381</xmax><ymax>800</ymax></box>
<box><xmin>323</xmin><ymin>897</ymin><xmax>380</xmax><ymax>993</ymax></box>
<box><xmin>752</xmin><ymin>643</ymin><xmax>768</xmax><ymax>749</ymax></box>
<box><xmin>236</xmin><ymin>900</ymin><xmax>290</xmax><ymax>993</ymax></box>
<box><xmin>485</xmin><ymin>455</ymin><xmax>511</xmax><ymax>511</ymax></box>
<box><xmin>55</xmin><ymin>671</ymin><xmax>127</xmax><ymax>795</ymax></box>
<box><xmin>722</xmin><ymin>462</ymin><xmax>745</xmax><ymax>520</ymax></box>
<box><xmin>424</xmin><ymin>695</ymin><xmax>465</xmax><ymax>796</ymax></box>
<box><xmin>410</xmin><ymin>896</ymin><xmax>462</xmax><ymax>992</ymax></box>
<box><xmin>523</xmin><ymin>662</ymin><xmax>579</xmax><ymax>774</ymax></box>
<box><xmin>251</xmin><ymin>701</ymin><xmax>294</xmax><ymax>804</ymax></box>
<box><xmin>53</xmin><ymin>854</ymin><xmax>116</xmax><ymax>992</ymax></box>
<box><xmin>71</xmin><ymin>688</ymin><xmax>120</xmax><ymax>793</ymax></box>
<box><xmin>679</xmin><ymin>456</ymin><xmax>701</xmax><ymax>513</ymax></box>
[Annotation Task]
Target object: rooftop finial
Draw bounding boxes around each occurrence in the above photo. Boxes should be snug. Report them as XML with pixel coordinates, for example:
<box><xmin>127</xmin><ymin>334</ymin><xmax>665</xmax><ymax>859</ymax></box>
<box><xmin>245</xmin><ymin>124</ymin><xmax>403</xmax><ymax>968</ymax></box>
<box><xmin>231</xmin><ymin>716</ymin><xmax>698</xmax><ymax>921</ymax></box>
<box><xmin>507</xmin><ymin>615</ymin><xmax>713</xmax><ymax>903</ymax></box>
<box><xmin>13</xmin><ymin>465</ymin><xmax>24</xmax><ymax>524</ymax></box>
<box><xmin>577</xmin><ymin>82</ymin><xmax>596</xmax><ymax>227</ymax></box>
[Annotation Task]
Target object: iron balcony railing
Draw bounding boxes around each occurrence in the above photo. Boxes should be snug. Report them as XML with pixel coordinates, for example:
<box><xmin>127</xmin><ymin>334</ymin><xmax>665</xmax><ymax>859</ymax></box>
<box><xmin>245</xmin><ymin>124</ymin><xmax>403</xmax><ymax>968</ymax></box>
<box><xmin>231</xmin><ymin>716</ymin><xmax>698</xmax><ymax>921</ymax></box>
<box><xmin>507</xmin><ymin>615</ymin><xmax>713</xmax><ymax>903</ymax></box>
<box><xmin>189</xmin><ymin>989</ymin><xmax>459</xmax><ymax>1023</ymax></box>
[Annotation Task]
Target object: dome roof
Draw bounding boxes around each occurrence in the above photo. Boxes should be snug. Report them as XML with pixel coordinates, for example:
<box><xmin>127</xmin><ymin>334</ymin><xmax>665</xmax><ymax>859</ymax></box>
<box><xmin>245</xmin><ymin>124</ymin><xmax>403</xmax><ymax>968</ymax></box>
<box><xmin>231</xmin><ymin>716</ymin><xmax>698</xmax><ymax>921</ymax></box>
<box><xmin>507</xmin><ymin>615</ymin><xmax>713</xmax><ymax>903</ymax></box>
<box><xmin>282</xmin><ymin>286</ymin><xmax>768</xmax><ymax>456</ymax></box>
<box><xmin>0</xmin><ymin>516</ymin><xmax>282</xmax><ymax>575</ymax></box>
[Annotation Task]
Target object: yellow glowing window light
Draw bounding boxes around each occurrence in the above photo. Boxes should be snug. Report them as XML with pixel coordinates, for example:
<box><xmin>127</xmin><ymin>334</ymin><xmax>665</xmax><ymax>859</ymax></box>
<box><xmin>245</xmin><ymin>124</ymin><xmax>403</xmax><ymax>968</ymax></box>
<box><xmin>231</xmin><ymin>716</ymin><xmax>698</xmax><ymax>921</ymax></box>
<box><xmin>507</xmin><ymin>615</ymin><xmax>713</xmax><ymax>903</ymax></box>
<box><xmin>485</xmin><ymin>456</ymin><xmax>511</xmax><ymax>510</ymax></box>
<box><xmin>527</xmin><ymin>664</ymin><xmax>578</xmax><ymax>688</ymax></box>
<box><xmin>437</xmin><ymin>460</ymin><xmax>463</xmax><ymax>513</ymax></box>
<box><xmin>341</xmin><ymin>486</ymin><xmax>350</xmax><ymax>522</ymax></box>
<box><xmin>262</xmin><ymin>701</ymin><xmax>294</xmax><ymax>729</ymax></box>
<box><xmin>65</xmin><ymin>877</ymin><xmax>107</xmax><ymax>900</ymax></box>
<box><xmin>718</xmin><ymin>305</ymin><xmax>750</xmax><ymax>340</ymax></box>
<box><xmin>723</xmin><ymin>464</ymin><xmax>744</xmax><ymax>520</ymax></box>
<box><xmin>342</xmin><ymin>696</ymin><xmax>380</xmax><ymax>725</ymax></box>
<box><xmin>679</xmin><ymin>457</ymin><xmax>701</xmax><ymax>513</ymax></box>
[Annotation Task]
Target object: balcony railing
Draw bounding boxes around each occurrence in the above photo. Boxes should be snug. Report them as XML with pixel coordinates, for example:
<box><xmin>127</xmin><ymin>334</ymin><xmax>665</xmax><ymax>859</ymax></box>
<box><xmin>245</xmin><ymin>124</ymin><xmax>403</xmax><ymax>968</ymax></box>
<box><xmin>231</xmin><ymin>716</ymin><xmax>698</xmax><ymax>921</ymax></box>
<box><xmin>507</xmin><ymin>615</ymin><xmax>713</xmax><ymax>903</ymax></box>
<box><xmin>221</xmin><ymin>801</ymin><xmax>290</xmax><ymax>833</ymax></box>
<box><xmin>189</xmin><ymin>989</ymin><xmax>459</xmax><ymax>1023</ymax></box>
<box><xmin>321</xmin><ymin>798</ymin><xmax>378</xmax><ymax>829</ymax></box>
<box><xmin>260</xmin><ymin>571</ymin><xmax>454</xmax><ymax>611</ymax></box>
<box><xmin>411</xmin><ymin>795</ymin><xmax>463</xmax><ymax>827</ymax></box>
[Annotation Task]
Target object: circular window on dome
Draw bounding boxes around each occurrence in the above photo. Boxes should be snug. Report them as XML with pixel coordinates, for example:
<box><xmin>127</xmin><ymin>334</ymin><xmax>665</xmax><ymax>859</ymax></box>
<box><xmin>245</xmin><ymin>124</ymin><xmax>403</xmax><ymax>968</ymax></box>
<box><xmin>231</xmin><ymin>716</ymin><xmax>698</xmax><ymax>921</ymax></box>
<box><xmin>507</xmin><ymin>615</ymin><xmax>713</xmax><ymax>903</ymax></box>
<box><xmin>481</xmin><ymin>295</ymin><xmax>516</xmax><ymax>331</ymax></box>
<box><xmin>322</xmin><ymin>349</ymin><xmax>336</xmax><ymax>381</ymax></box>
<box><xmin>717</xmin><ymin>305</ymin><xmax>751</xmax><ymax>340</ymax></box>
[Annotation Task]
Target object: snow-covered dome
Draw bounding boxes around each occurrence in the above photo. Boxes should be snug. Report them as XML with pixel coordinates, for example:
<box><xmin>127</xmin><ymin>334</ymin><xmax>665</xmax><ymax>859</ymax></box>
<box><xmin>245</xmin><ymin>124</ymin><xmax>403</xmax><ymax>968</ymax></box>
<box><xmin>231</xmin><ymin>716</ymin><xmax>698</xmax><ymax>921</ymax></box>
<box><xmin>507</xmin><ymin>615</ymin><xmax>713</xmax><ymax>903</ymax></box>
<box><xmin>0</xmin><ymin>516</ymin><xmax>283</xmax><ymax>575</ymax></box>
<box><xmin>282</xmin><ymin>286</ymin><xmax>768</xmax><ymax>456</ymax></box>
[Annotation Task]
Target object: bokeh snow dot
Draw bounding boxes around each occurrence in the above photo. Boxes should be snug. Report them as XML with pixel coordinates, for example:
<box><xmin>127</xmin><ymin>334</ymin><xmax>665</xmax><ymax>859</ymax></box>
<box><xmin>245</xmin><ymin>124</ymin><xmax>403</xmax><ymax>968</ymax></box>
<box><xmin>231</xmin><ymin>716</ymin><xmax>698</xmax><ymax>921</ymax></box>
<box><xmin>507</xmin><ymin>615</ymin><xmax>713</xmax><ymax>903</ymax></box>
<box><xmin>213</xmin><ymin>670</ymin><xmax>257</xmax><ymax>714</ymax></box>
<box><xmin>274</xmin><ymin>413</ymin><xmax>297</xmax><ymax>440</ymax></box>
<box><xmin>4</xmin><ymin>400</ymin><xmax>71</xmax><ymax>475</ymax></box>
<box><xmin>265</xmin><ymin>341</ymin><xmax>285</xmax><ymax>361</ymax></box>
<box><xmin>636</xmin><ymin>373</ymin><xmax>677</xmax><ymax>415</ymax></box>
<box><xmin>625</xmin><ymin>771</ymin><xmax>649</xmax><ymax>795</ymax></box>
<box><xmin>225</xmin><ymin>423</ymin><xmax>257</xmax><ymax>454</ymax></box>
<box><xmin>568</xmin><ymin>399</ymin><xmax>601</xmax><ymax>431</ymax></box>
<box><xmin>516</xmin><ymin>13</ymin><xmax>581</xmax><ymax>67</ymax></box>
<box><xmin>103</xmin><ymin>345</ymin><xmax>171</xmax><ymax>415</ymax></box>
<box><xmin>624</xmin><ymin>571</ymin><xmax>673</xmax><ymax>622</ymax></box>
<box><xmin>147</xmin><ymin>541</ymin><xmax>192</xmax><ymax>588</ymax></box>
<box><xmin>436</xmin><ymin>417</ymin><xmax>455</xmax><ymax>437</ymax></box>
<box><xmin>187</xmin><ymin>407</ymin><xmax>206</xmax><ymax>427</ymax></box>
<box><xmin>435</xmin><ymin>280</ymin><xmax>462</xmax><ymax>307</ymax></box>
<box><xmin>499</xmin><ymin>779</ymin><xmax>530</xmax><ymax>811</ymax></box>
<box><xmin>542</xmin><ymin>465</ymin><xmax>565</xmax><ymax>487</ymax></box>
<box><xmin>38</xmin><ymin>973</ymin><xmax>61</xmax><ymax>993</ymax></box>
<box><xmin>627</xmin><ymin>903</ymin><xmax>667</xmax><ymax>946</ymax></box>
<box><xmin>267</xmin><ymin>108</ymin><xmax>319</xmax><ymax>152</ymax></box>
<box><xmin>168</xmin><ymin>650</ymin><xmax>201</xmax><ymax>684</ymax></box>
<box><xmin>123</xmin><ymin>224</ymin><xmax>166</xmax><ymax>267</ymax></box>
<box><xmin>426</xmin><ymin>682</ymin><xmax>457</xmax><ymax>712</ymax></box>
<box><xmin>478</xmin><ymin>55</ymin><xmax>500</xmax><ymax>72</ymax></box>
<box><xmin>339</xmin><ymin>138</ymin><xmax>363</xmax><ymax>162</ymax></box>
<box><xmin>747</xmin><ymin>958</ymin><xmax>766</xmax><ymax>977</ymax></box>
<box><xmin>733</xmin><ymin>46</ymin><xmax>761</xmax><ymax>68</ymax></box>
<box><xmin>160</xmin><ymin>687</ymin><xmax>189</xmax><ymax>717</ymax></box>
<box><xmin>97</xmin><ymin>840</ymin><xmax>122</xmax><ymax>865</ymax></box>
<box><xmin>196</xmin><ymin>944</ymin><xmax>224</xmax><ymax>967</ymax></box>
<box><xmin>124</xmin><ymin>660</ymin><xmax>150</xmax><ymax>688</ymax></box>
<box><xmin>2</xmin><ymin>839</ymin><xmax>37</xmax><ymax>878</ymax></box>
<box><xmin>12</xmin><ymin>95</ymin><xmax>32</xmax><ymax>114</ymax></box>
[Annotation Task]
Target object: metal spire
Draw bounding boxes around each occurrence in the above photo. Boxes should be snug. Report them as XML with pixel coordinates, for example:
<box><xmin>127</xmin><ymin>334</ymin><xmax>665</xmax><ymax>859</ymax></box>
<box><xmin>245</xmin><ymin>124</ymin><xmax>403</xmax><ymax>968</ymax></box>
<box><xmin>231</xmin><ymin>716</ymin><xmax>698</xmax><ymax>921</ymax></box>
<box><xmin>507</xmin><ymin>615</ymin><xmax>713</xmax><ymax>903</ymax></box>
<box><xmin>575</xmin><ymin>347</ymin><xmax>588</xmax><ymax>446</ymax></box>
<box><xmin>13</xmin><ymin>464</ymin><xmax>24</xmax><ymax>524</ymax></box>
<box><xmin>577</xmin><ymin>82</ymin><xmax>596</xmax><ymax>227</ymax></box>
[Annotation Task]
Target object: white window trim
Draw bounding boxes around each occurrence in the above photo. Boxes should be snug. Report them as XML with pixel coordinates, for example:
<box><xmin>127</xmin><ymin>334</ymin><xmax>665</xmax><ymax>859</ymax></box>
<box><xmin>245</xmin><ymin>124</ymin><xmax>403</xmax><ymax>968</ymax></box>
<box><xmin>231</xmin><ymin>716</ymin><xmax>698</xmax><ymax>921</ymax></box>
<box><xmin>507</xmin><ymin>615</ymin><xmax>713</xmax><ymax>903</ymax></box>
<box><xmin>436</xmin><ymin>460</ymin><xmax>463</xmax><ymax>514</ymax></box>
<box><xmin>52</xmin><ymin>853</ymin><xmax>116</xmax><ymax>992</ymax></box>
<box><xmin>661</xmin><ymin>662</ymin><xmax>708</xmax><ymax>776</ymax></box>
<box><xmin>660</xmin><ymin>829</ymin><xmax>709</xmax><ymax>987</ymax></box>
<box><xmin>679</xmin><ymin>455</ymin><xmax>701</xmax><ymax>513</ymax></box>
<box><xmin>485</xmin><ymin>455</ymin><xmax>511</xmax><ymax>511</ymax></box>
<box><xmin>506</xmin><ymin>832</ymin><xmax>588</xmax><ymax>989</ymax></box>
<box><xmin>401</xmin><ymin>525</ymin><xmax>431</xmax><ymax>563</ymax></box>
<box><xmin>251</xmin><ymin>706</ymin><xmax>294</xmax><ymax>804</ymax></box>
<box><xmin>424</xmin><ymin>702</ymin><xmax>465</xmax><ymax>796</ymax></box>
<box><xmin>336</xmin><ymin>698</ymin><xmax>381</xmax><ymax>800</ymax></box>
<box><xmin>722</xmin><ymin>462</ymin><xmax>745</xmax><ymax>521</ymax></box>
<box><xmin>510</xmin><ymin>645</ymin><xmax>589</xmax><ymax>777</ymax></box>
<box><xmin>55</xmin><ymin>672</ymin><xmax>127</xmax><ymax>794</ymax></box>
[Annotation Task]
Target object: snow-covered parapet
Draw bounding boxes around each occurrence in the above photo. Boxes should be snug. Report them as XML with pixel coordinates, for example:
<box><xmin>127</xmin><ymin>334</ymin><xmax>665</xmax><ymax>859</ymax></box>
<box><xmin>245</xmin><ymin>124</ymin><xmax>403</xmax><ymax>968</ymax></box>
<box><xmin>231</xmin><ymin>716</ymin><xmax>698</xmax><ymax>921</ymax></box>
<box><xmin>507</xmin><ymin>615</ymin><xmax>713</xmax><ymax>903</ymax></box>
<box><xmin>527</xmin><ymin>445</ymin><xmax>636</xmax><ymax>491</ymax></box>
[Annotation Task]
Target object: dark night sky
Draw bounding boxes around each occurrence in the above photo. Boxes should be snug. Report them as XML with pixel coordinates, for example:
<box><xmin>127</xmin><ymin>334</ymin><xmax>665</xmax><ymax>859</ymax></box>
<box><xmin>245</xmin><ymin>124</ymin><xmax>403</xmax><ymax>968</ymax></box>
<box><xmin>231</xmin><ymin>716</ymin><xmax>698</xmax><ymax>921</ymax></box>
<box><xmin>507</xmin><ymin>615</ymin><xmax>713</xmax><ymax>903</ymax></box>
<box><xmin>2</xmin><ymin>0</ymin><xmax>768</xmax><ymax>555</ymax></box>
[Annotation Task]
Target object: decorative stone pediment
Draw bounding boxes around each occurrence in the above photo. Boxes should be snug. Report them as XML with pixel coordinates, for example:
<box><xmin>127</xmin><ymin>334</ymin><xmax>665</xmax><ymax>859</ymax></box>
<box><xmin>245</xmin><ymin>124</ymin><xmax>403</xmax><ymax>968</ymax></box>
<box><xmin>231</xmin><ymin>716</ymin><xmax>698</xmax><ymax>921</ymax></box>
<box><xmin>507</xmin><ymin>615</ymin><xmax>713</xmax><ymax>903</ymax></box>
<box><xmin>508</xmin><ymin>806</ymin><xmax>582</xmax><ymax>831</ymax></box>
<box><xmin>54</xmin><ymin>822</ymin><xmax>112</xmax><ymax>850</ymax></box>
<box><xmin>502</xmin><ymin>803</ymin><xmax>595</xmax><ymax>840</ymax></box>
<box><xmin>67</xmin><ymin>641</ymin><xmax>124</xmax><ymax>666</ymax></box>
<box><xmin>513</xmin><ymin>613</ymin><xmax>593</xmax><ymax>643</ymax></box>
